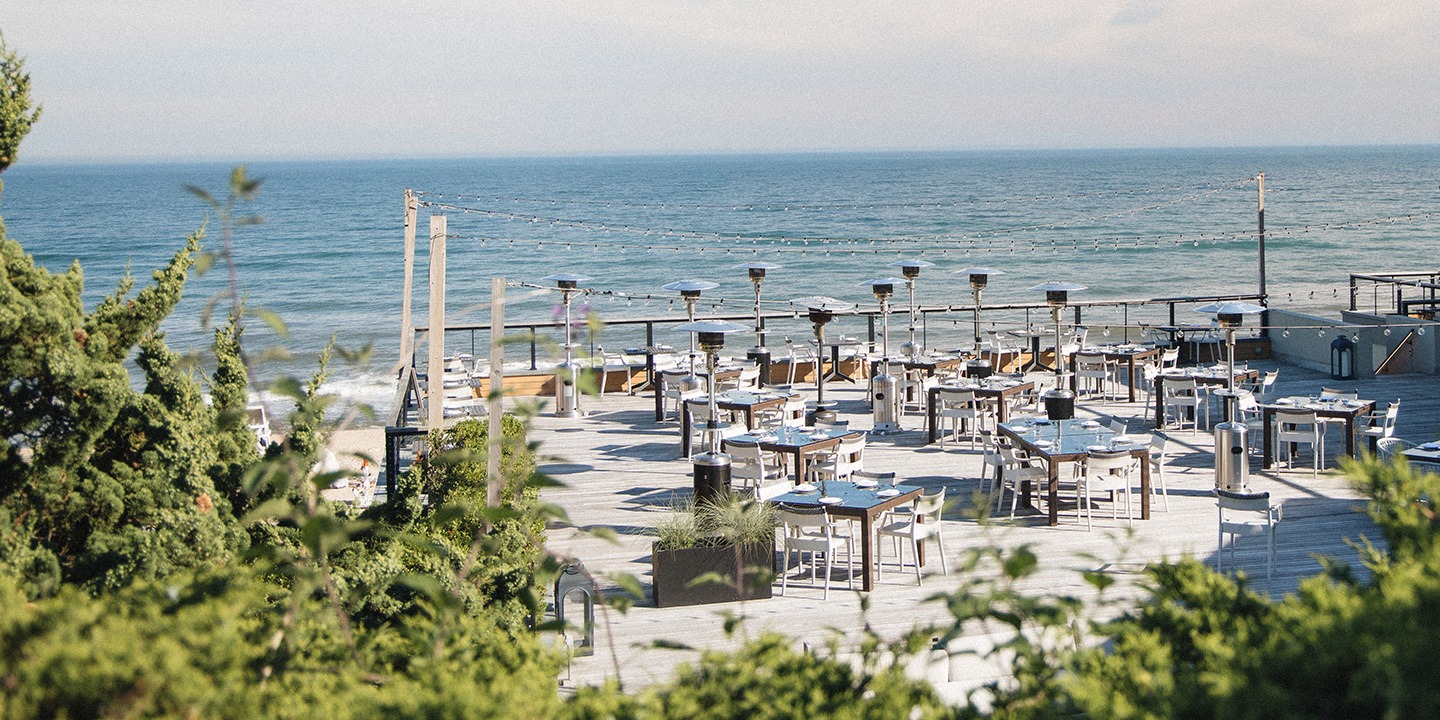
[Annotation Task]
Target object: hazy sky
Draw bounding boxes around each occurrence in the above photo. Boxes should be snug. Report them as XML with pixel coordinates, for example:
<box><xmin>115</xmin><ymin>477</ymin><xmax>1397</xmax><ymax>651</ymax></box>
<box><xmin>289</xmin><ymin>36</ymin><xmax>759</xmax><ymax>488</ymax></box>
<box><xmin>6</xmin><ymin>1</ymin><xmax>1438</xmax><ymax>161</ymax></box>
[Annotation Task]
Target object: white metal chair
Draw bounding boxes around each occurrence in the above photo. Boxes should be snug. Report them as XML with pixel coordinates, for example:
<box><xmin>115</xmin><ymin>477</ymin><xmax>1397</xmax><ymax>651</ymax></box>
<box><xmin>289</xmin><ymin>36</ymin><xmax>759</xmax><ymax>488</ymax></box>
<box><xmin>1147</xmin><ymin>433</ymin><xmax>1171</xmax><ymax>511</ymax></box>
<box><xmin>812</xmin><ymin>436</ymin><xmax>866</xmax><ymax>484</ymax></box>
<box><xmin>660</xmin><ymin>369</ymin><xmax>702</xmax><ymax>421</ymax></box>
<box><xmin>776</xmin><ymin>505</ymin><xmax>853</xmax><ymax>599</ymax></box>
<box><xmin>1160</xmin><ymin>347</ymin><xmax>1180</xmax><ymax>370</ymax></box>
<box><xmin>593</xmin><ymin>347</ymin><xmax>638</xmax><ymax>397</ymax></box>
<box><xmin>758</xmin><ymin>396</ymin><xmax>807</xmax><ymax>429</ymax></box>
<box><xmin>1360</xmin><ymin>400</ymin><xmax>1401</xmax><ymax>452</ymax></box>
<box><xmin>726</xmin><ymin>441</ymin><xmax>786</xmax><ymax>495</ymax></box>
<box><xmin>1074</xmin><ymin>352</ymin><xmax>1117</xmax><ymax>402</ymax></box>
<box><xmin>718</xmin><ymin>364</ymin><xmax>761</xmax><ymax>392</ymax></box>
<box><xmin>1109</xmin><ymin>419</ymin><xmax>1127</xmax><ymax>435</ymax></box>
<box><xmin>1078</xmin><ymin>450</ymin><xmax>1135</xmax><ymax>530</ymax></box>
<box><xmin>877</xmin><ymin>487</ymin><xmax>948</xmax><ymax>585</ymax></box>
<box><xmin>1274</xmin><ymin>409</ymin><xmax>1325</xmax><ymax>476</ymax></box>
<box><xmin>785</xmin><ymin>340</ymin><xmax>820</xmax><ymax>386</ymax></box>
<box><xmin>983</xmin><ymin>448</ymin><xmax>1022</xmax><ymax>519</ymax></box>
<box><xmin>1216</xmin><ymin>489</ymin><xmax>1282</xmax><ymax>579</ymax></box>
<box><xmin>1161</xmin><ymin>377</ymin><xmax>1207</xmax><ymax>431</ymax></box>
<box><xmin>935</xmin><ymin>388</ymin><xmax>993</xmax><ymax>449</ymax></box>
<box><xmin>998</xmin><ymin>444</ymin><xmax>1049</xmax><ymax>517</ymax></box>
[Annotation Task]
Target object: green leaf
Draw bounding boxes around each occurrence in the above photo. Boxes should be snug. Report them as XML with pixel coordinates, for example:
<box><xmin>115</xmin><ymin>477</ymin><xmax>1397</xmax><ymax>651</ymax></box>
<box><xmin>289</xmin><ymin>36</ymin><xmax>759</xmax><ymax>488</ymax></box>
<box><xmin>252</xmin><ymin>308</ymin><xmax>290</xmax><ymax>339</ymax></box>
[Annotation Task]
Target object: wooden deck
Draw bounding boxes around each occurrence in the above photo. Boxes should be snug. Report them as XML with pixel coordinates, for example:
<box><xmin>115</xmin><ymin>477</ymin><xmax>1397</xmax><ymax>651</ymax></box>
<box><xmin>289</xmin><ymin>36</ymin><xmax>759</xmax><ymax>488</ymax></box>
<box><xmin>526</xmin><ymin>359</ymin><xmax>1437</xmax><ymax>692</ymax></box>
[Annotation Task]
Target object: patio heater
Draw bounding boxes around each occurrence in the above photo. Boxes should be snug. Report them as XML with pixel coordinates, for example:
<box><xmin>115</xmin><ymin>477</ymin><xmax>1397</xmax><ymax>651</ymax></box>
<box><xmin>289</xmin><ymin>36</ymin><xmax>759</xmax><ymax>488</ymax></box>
<box><xmin>864</xmin><ymin>276</ymin><xmax>909</xmax><ymax>435</ymax></box>
<box><xmin>956</xmin><ymin>267</ymin><xmax>1005</xmax><ymax>379</ymax></box>
<box><xmin>676</xmin><ymin>319</ymin><xmax>749</xmax><ymax>505</ymax></box>
<box><xmin>733</xmin><ymin>261</ymin><xmax>782</xmax><ymax>386</ymax></box>
<box><xmin>789</xmin><ymin>296</ymin><xmax>855</xmax><ymax>423</ymax></box>
<box><xmin>541</xmin><ymin>272</ymin><xmax>592</xmax><ymax>418</ymax></box>
<box><xmin>661</xmin><ymin>279</ymin><xmax>719</xmax><ymax>397</ymax></box>
<box><xmin>890</xmin><ymin>259</ymin><xmax>935</xmax><ymax>359</ymax></box>
<box><xmin>1029</xmin><ymin>281</ymin><xmax>1087</xmax><ymax>424</ymax></box>
<box><xmin>1196</xmin><ymin>301</ymin><xmax>1265</xmax><ymax>491</ymax></box>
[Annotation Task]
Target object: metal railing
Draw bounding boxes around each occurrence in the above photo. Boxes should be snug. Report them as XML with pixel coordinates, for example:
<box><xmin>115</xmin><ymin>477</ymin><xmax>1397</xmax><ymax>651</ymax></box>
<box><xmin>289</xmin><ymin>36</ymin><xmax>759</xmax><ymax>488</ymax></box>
<box><xmin>410</xmin><ymin>292</ymin><xmax>1267</xmax><ymax>373</ymax></box>
<box><xmin>1349</xmin><ymin>272</ymin><xmax>1440</xmax><ymax>316</ymax></box>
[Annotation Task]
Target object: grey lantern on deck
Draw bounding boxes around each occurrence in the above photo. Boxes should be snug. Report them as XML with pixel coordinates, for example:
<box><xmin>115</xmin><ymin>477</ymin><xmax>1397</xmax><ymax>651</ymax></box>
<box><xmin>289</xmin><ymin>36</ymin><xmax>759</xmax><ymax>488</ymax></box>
<box><xmin>662</xmin><ymin>279</ymin><xmax>720</xmax><ymax>382</ymax></box>
<box><xmin>864</xmin><ymin>276</ymin><xmax>909</xmax><ymax>434</ymax></box>
<box><xmin>675</xmin><ymin>319</ymin><xmax>749</xmax><ymax>504</ymax></box>
<box><xmin>789</xmin><ymin>296</ymin><xmax>854</xmax><ymax>417</ymax></box>
<box><xmin>1028</xmin><ymin>281</ymin><xmax>1088</xmax><ymax>422</ymax></box>
<box><xmin>956</xmin><ymin>267</ymin><xmax>1006</xmax><ymax>378</ymax></box>
<box><xmin>1196</xmin><ymin>301</ymin><xmax>1265</xmax><ymax>492</ymax></box>
<box><xmin>889</xmin><ymin>259</ymin><xmax>935</xmax><ymax>359</ymax></box>
<box><xmin>733</xmin><ymin>261</ymin><xmax>782</xmax><ymax>386</ymax></box>
<box><xmin>541</xmin><ymin>272</ymin><xmax>593</xmax><ymax>418</ymax></box>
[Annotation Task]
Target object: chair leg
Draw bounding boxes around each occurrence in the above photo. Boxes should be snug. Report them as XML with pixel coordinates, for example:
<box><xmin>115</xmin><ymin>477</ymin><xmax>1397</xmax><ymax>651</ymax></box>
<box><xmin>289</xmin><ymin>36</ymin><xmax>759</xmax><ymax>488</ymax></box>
<box><xmin>780</xmin><ymin>546</ymin><xmax>790</xmax><ymax>596</ymax></box>
<box><xmin>912</xmin><ymin>538</ymin><xmax>922</xmax><ymax>585</ymax></box>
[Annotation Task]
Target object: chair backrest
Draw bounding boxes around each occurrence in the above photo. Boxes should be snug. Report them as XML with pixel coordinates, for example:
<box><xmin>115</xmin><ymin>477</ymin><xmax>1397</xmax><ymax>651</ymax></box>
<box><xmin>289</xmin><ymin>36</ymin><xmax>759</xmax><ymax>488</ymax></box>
<box><xmin>1160</xmin><ymin>347</ymin><xmax>1179</xmax><ymax>368</ymax></box>
<box><xmin>913</xmin><ymin>487</ymin><xmax>946</xmax><ymax>519</ymax></box>
<box><xmin>689</xmin><ymin>401</ymin><xmax>714</xmax><ymax>423</ymax></box>
<box><xmin>1149</xmin><ymin>432</ymin><xmax>1169</xmax><ymax>458</ymax></box>
<box><xmin>1375</xmin><ymin>437</ymin><xmax>1417</xmax><ymax>462</ymax></box>
<box><xmin>1075</xmin><ymin>353</ymin><xmax>1107</xmax><ymax>371</ymax></box>
<box><xmin>1085</xmin><ymin>450</ymin><xmax>1133</xmax><ymax>476</ymax></box>
<box><xmin>834</xmin><ymin>436</ymin><xmax>867</xmax><ymax>466</ymax></box>
<box><xmin>853</xmin><ymin>470</ymin><xmax>898</xmax><ymax>486</ymax></box>
<box><xmin>1320</xmin><ymin>387</ymin><xmax>1358</xmax><ymax>400</ymax></box>
<box><xmin>727</xmin><ymin>441</ymin><xmax>762</xmax><ymax>463</ymax></box>
<box><xmin>777</xmin><ymin>505</ymin><xmax>832</xmax><ymax>532</ymax></box>
<box><xmin>936</xmin><ymin>388</ymin><xmax>977</xmax><ymax>408</ymax></box>
<box><xmin>1109</xmin><ymin>419</ymin><xmax>1126</xmax><ymax>434</ymax></box>
<box><xmin>1261</xmin><ymin>370</ymin><xmax>1278</xmax><ymax>389</ymax></box>
<box><xmin>1238</xmin><ymin>393</ymin><xmax>1260</xmax><ymax>414</ymax></box>
<box><xmin>1275</xmin><ymin>409</ymin><xmax>1319</xmax><ymax>430</ymax></box>
<box><xmin>1216</xmin><ymin>488</ymin><xmax>1273</xmax><ymax>514</ymax></box>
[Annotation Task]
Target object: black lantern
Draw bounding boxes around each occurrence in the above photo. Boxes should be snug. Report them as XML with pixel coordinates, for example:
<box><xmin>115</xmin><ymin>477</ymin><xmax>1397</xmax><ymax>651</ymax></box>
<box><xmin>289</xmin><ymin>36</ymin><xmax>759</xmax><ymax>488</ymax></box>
<box><xmin>1330</xmin><ymin>335</ymin><xmax>1355</xmax><ymax>380</ymax></box>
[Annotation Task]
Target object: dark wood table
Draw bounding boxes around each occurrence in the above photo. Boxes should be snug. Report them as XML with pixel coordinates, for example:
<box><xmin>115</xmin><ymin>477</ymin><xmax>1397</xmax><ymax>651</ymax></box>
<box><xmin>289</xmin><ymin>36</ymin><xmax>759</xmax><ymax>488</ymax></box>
<box><xmin>1152</xmin><ymin>367</ymin><xmax>1260</xmax><ymax>429</ymax></box>
<box><xmin>769</xmin><ymin>480</ymin><xmax>924</xmax><ymax>592</ymax></box>
<box><xmin>925</xmin><ymin>379</ymin><xmax>1036</xmax><ymax>443</ymax></box>
<box><xmin>822</xmin><ymin>338</ymin><xmax>865</xmax><ymax>382</ymax></box>
<box><xmin>680</xmin><ymin>390</ymin><xmax>789</xmax><ymax>457</ymax></box>
<box><xmin>998</xmin><ymin>419</ymin><xmax>1152</xmax><ymax>526</ymax></box>
<box><xmin>1400</xmin><ymin>443</ymin><xmax>1440</xmax><ymax>465</ymax></box>
<box><xmin>727</xmin><ymin>426</ymin><xmax>861</xmax><ymax>490</ymax></box>
<box><xmin>656</xmin><ymin>367</ymin><xmax>743</xmax><ymax>422</ymax></box>
<box><xmin>1261</xmin><ymin>396</ymin><xmax>1375</xmax><ymax>469</ymax></box>
<box><xmin>1067</xmin><ymin>344</ymin><xmax>1160</xmax><ymax>402</ymax></box>
<box><xmin>1008</xmin><ymin>328</ymin><xmax>1052</xmax><ymax>372</ymax></box>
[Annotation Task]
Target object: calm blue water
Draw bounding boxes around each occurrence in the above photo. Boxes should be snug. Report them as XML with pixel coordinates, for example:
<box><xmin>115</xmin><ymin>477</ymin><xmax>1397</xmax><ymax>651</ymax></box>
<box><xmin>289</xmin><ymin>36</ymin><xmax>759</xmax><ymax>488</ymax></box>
<box><xmin>3</xmin><ymin>146</ymin><xmax>1437</xmax><ymax>415</ymax></box>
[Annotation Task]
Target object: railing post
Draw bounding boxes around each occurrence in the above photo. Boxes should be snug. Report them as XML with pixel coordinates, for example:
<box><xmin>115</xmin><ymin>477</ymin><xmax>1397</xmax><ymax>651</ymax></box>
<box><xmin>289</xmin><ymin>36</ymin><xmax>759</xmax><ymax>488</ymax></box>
<box><xmin>530</xmin><ymin>327</ymin><xmax>539</xmax><ymax>371</ymax></box>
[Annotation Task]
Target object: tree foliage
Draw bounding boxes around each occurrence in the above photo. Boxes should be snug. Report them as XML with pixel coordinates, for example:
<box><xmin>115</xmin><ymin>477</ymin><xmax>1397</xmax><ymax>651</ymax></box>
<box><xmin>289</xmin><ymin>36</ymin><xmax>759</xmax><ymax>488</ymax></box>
<box><xmin>0</xmin><ymin>31</ymin><xmax>41</xmax><ymax>175</ymax></box>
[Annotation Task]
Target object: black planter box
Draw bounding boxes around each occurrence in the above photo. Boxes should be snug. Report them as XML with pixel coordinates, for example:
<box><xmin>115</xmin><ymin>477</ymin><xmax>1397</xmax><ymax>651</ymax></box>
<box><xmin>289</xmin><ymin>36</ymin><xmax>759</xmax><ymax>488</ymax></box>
<box><xmin>651</xmin><ymin>541</ymin><xmax>775</xmax><ymax>608</ymax></box>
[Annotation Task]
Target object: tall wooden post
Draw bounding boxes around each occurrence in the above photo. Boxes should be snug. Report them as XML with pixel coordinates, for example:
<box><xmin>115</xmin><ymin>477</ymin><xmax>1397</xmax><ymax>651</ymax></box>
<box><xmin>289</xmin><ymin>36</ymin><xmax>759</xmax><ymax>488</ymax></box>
<box><xmin>487</xmin><ymin>278</ymin><xmax>504</xmax><ymax>509</ymax></box>
<box><xmin>426</xmin><ymin>215</ymin><xmax>447</xmax><ymax>431</ymax></box>
<box><xmin>396</xmin><ymin>190</ymin><xmax>418</xmax><ymax>373</ymax></box>
<box><xmin>1257</xmin><ymin>173</ymin><xmax>1267</xmax><ymax>304</ymax></box>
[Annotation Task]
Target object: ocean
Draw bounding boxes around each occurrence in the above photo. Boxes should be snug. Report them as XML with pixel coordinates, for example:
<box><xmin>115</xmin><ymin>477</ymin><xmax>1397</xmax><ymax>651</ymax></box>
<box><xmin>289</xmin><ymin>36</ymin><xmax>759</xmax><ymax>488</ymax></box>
<box><xmin>3</xmin><ymin>146</ymin><xmax>1436</xmax><ymax>418</ymax></box>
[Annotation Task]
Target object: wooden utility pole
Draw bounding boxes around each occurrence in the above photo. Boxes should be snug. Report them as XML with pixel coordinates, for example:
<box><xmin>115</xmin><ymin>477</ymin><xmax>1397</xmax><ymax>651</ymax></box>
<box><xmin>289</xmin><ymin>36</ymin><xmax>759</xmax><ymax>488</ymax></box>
<box><xmin>396</xmin><ymin>190</ymin><xmax>418</xmax><ymax>374</ymax></box>
<box><xmin>1257</xmin><ymin>173</ymin><xmax>1267</xmax><ymax>304</ymax></box>
<box><xmin>487</xmin><ymin>278</ymin><xmax>504</xmax><ymax>509</ymax></box>
<box><xmin>426</xmin><ymin>215</ymin><xmax>447</xmax><ymax>431</ymax></box>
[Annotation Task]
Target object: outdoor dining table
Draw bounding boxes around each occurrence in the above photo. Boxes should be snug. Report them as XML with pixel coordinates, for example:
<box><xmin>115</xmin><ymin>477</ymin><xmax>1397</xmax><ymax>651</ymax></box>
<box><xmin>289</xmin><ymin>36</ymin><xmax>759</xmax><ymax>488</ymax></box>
<box><xmin>1400</xmin><ymin>441</ymin><xmax>1440</xmax><ymax>465</ymax></box>
<box><xmin>1067</xmin><ymin>344</ymin><xmax>1160</xmax><ymax>402</ymax></box>
<box><xmin>1261</xmin><ymin>395</ymin><xmax>1376</xmax><ymax>469</ymax></box>
<box><xmin>655</xmin><ymin>366</ymin><xmax>743</xmax><ymax>422</ymax></box>
<box><xmin>769</xmin><ymin>479</ymin><xmax>924</xmax><ymax>592</ymax></box>
<box><xmin>680</xmin><ymin>389</ymin><xmax>790</xmax><ymax>457</ymax></box>
<box><xmin>726</xmin><ymin>425</ymin><xmax>862</xmax><ymax>491</ymax></box>
<box><xmin>998</xmin><ymin>418</ymin><xmax>1153</xmax><ymax>526</ymax></box>
<box><xmin>1152</xmin><ymin>366</ymin><xmax>1260</xmax><ymax>430</ymax></box>
<box><xmin>1008</xmin><ymin>327</ymin><xmax>1052</xmax><ymax>372</ymax></box>
<box><xmin>925</xmin><ymin>378</ymin><xmax>1036</xmax><ymax>443</ymax></box>
<box><xmin>822</xmin><ymin>337</ymin><xmax>865</xmax><ymax>382</ymax></box>
<box><xmin>623</xmin><ymin>343</ymin><xmax>675</xmax><ymax>395</ymax></box>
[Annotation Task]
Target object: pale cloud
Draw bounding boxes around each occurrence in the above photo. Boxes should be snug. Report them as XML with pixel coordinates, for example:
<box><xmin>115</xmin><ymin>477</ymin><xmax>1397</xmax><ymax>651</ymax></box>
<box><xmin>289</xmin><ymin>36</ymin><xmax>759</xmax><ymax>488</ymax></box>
<box><xmin>3</xmin><ymin>1</ymin><xmax>1437</xmax><ymax>160</ymax></box>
